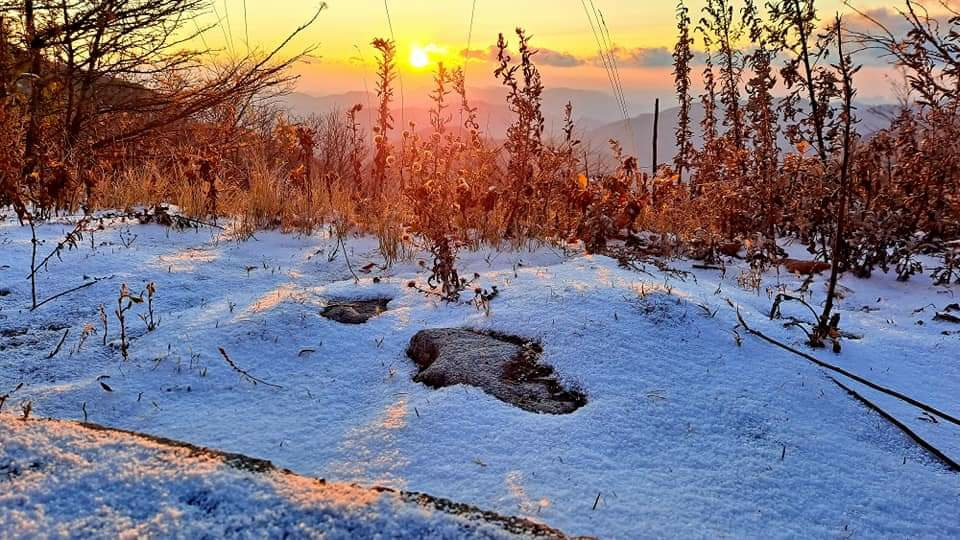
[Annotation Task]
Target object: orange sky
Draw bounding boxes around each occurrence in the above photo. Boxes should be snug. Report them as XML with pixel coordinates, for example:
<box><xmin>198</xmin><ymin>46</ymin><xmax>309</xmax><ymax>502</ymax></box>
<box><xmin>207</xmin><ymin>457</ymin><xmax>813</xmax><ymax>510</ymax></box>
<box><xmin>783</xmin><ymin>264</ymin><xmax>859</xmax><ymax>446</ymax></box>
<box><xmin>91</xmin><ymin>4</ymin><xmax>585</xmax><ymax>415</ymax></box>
<box><xmin>200</xmin><ymin>0</ymin><xmax>916</xmax><ymax>102</ymax></box>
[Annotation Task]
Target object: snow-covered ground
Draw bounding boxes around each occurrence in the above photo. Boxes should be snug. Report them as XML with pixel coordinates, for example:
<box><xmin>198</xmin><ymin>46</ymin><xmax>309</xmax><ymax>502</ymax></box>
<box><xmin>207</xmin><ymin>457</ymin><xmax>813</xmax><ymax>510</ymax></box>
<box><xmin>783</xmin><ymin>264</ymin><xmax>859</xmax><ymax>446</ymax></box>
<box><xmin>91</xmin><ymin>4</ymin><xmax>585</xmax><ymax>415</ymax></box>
<box><xmin>1</xmin><ymin>212</ymin><xmax>959</xmax><ymax>538</ymax></box>
<box><xmin>0</xmin><ymin>416</ymin><xmax>559</xmax><ymax>538</ymax></box>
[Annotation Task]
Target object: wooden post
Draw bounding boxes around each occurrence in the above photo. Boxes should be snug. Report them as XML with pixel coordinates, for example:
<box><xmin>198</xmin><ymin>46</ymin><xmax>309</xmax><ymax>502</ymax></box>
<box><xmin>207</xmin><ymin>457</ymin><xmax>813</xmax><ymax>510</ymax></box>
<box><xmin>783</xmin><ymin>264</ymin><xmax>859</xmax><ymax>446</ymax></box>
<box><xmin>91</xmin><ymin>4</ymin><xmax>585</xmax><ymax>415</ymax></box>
<box><xmin>652</xmin><ymin>98</ymin><xmax>660</xmax><ymax>176</ymax></box>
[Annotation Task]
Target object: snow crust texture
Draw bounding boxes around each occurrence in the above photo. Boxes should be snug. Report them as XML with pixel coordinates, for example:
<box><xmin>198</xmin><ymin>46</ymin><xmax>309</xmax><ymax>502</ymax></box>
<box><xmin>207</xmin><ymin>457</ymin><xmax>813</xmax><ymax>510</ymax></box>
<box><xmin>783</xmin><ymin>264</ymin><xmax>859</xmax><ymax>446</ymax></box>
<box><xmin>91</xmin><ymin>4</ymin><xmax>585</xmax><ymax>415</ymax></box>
<box><xmin>0</xmin><ymin>417</ymin><xmax>564</xmax><ymax>539</ymax></box>
<box><xmin>1</xmin><ymin>214</ymin><xmax>959</xmax><ymax>538</ymax></box>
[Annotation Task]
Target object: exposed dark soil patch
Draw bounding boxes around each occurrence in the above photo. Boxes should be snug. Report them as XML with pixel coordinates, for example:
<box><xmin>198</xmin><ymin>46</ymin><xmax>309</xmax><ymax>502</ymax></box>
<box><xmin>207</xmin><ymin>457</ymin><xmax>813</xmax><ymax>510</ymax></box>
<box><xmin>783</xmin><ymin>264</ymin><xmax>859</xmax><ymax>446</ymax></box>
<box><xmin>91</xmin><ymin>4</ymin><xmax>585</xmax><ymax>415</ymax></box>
<box><xmin>0</xmin><ymin>327</ymin><xmax>28</xmax><ymax>338</ymax></box>
<box><xmin>406</xmin><ymin>329</ymin><xmax>586</xmax><ymax>414</ymax></box>
<box><xmin>321</xmin><ymin>298</ymin><xmax>391</xmax><ymax>324</ymax></box>
<box><xmin>0</xmin><ymin>327</ymin><xmax>32</xmax><ymax>351</ymax></box>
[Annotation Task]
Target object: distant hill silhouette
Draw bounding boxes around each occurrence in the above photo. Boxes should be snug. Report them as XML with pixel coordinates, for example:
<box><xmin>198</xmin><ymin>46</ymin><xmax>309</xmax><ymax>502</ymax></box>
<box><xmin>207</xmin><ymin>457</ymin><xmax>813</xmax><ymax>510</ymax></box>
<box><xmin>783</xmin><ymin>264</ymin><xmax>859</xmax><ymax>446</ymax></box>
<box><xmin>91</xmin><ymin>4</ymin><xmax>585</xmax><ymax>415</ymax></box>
<box><xmin>280</xmin><ymin>90</ymin><xmax>901</xmax><ymax>168</ymax></box>
<box><xmin>279</xmin><ymin>87</ymin><xmax>639</xmax><ymax>138</ymax></box>
<box><xmin>586</xmin><ymin>102</ymin><xmax>904</xmax><ymax>170</ymax></box>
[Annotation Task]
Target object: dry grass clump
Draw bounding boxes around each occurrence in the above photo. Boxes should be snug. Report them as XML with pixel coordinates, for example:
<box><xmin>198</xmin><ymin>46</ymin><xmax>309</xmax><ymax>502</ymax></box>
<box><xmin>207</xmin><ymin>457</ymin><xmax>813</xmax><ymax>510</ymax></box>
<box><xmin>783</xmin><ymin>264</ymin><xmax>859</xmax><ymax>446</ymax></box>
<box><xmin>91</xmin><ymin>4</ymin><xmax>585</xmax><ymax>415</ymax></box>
<box><xmin>2</xmin><ymin>0</ymin><xmax>960</xmax><ymax>302</ymax></box>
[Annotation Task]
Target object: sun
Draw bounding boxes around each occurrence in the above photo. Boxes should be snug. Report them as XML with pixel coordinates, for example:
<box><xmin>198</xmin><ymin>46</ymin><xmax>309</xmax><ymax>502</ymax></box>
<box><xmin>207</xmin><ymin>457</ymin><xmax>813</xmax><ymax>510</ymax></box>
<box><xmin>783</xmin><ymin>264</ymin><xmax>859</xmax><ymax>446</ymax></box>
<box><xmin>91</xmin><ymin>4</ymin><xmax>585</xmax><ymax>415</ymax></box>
<box><xmin>409</xmin><ymin>44</ymin><xmax>449</xmax><ymax>69</ymax></box>
<box><xmin>410</xmin><ymin>46</ymin><xmax>430</xmax><ymax>69</ymax></box>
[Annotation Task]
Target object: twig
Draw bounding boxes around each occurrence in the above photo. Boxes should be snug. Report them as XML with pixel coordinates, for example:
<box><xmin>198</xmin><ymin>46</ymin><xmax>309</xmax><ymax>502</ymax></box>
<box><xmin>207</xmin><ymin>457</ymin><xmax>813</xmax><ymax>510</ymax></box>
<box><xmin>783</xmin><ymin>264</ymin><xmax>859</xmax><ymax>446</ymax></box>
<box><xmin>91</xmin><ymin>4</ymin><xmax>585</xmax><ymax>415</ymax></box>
<box><xmin>336</xmin><ymin>232</ymin><xmax>360</xmax><ymax>283</ymax></box>
<box><xmin>29</xmin><ymin>218</ymin><xmax>37</xmax><ymax>309</ymax></box>
<box><xmin>732</xmin><ymin>302</ymin><xmax>960</xmax><ymax>427</ymax></box>
<box><xmin>0</xmin><ymin>382</ymin><xmax>24</xmax><ymax>412</ymax></box>
<box><xmin>47</xmin><ymin>329</ymin><xmax>69</xmax><ymax>359</ymax></box>
<box><xmin>734</xmin><ymin>303</ymin><xmax>960</xmax><ymax>472</ymax></box>
<box><xmin>172</xmin><ymin>214</ymin><xmax>225</xmax><ymax>230</ymax></box>
<box><xmin>830</xmin><ymin>377</ymin><xmax>960</xmax><ymax>472</ymax></box>
<box><xmin>770</xmin><ymin>293</ymin><xmax>820</xmax><ymax>322</ymax></box>
<box><xmin>97</xmin><ymin>207</ymin><xmax>225</xmax><ymax>230</ymax></box>
<box><xmin>794</xmin><ymin>272</ymin><xmax>815</xmax><ymax>294</ymax></box>
<box><xmin>31</xmin><ymin>276</ymin><xmax>111</xmax><ymax>311</ymax></box>
<box><xmin>218</xmin><ymin>347</ymin><xmax>283</xmax><ymax>389</ymax></box>
<box><xmin>25</xmin><ymin>216</ymin><xmax>91</xmax><ymax>281</ymax></box>
<box><xmin>98</xmin><ymin>304</ymin><xmax>108</xmax><ymax>345</ymax></box>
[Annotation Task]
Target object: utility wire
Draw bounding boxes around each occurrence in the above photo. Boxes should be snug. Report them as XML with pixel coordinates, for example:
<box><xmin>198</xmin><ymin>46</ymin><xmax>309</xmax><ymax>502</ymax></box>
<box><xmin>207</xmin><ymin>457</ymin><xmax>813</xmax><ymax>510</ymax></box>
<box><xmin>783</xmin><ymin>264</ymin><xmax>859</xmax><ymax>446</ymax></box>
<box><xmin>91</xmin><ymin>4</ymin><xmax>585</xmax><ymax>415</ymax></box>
<box><xmin>210</xmin><ymin>4</ymin><xmax>233</xmax><ymax>55</ymax></box>
<box><xmin>383</xmin><ymin>0</ymin><xmax>406</xmax><ymax>128</ymax></box>
<box><xmin>222</xmin><ymin>0</ymin><xmax>235</xmax><ymax>54</ymax></box>
<box><xmin>581</xmin><ymin>1</ymin><xmax>632</xmax><ymax>156</ymax></box>
<box><xmin>242</xmin><ymin>0</ymin><xmax>250</xmax><ymax>52</ymax></box>
<box><xmin>595</xmin><ymin>4</ymin><xmax>637</xmax><ymax>158</ymax></box>
<box><xmin>465</xmin><ymin>0</ymin><xmax>478</xmax><ymax>78</ymax></box>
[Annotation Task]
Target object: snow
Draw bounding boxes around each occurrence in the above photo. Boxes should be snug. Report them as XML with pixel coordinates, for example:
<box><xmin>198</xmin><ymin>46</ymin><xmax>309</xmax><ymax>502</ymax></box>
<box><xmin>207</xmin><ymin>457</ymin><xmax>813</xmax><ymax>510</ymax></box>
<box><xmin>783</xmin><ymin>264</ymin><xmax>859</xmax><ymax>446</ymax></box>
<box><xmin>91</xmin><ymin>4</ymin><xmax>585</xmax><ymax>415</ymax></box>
<box><xmin>0</xmin><ymin>417</ymin><xmax>547</xmax><ymax>538</ymax></box>
<box><xmin>1</xmin><ymin>213</ymin><xmax>959</xmax><ymax>538</ymax></box>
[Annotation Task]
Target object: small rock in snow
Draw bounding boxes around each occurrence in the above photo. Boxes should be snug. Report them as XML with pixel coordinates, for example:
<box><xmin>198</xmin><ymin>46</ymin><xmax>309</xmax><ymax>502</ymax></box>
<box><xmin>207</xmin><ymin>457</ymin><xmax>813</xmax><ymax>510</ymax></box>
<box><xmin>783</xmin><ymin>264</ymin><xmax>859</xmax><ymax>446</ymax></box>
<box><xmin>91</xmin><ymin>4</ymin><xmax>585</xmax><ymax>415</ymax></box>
<box><xmin>321</xmin><ymin>298</ymin><xmax>391</xmax><ymax>324</ymax></box>
<box><xmin>407</xmin><ymin>329</ymin><xmax>586</xmax><ymax>415</ymax></box>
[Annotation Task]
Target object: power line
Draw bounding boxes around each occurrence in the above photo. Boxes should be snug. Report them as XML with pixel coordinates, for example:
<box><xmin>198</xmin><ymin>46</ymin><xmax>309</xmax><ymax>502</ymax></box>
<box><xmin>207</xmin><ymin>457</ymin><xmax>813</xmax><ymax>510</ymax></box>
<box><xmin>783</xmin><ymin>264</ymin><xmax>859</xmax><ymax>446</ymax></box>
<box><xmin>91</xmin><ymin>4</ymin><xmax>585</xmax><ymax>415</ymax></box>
<box><xmin>595</xmin><ymin>4</ymin><xmax>637</xmax><ymax>158</ymax></box>
<box><xmin>383</xmin><ymin>0</ymin><xmax>405</xmax><ymax>128</ymax></box>
<box><xmin>242</xmin><ymin>0</ymin><xmax>250</xmax><ymax>52</ymax></box>
<box><xmin>581</xmin><ymin>1</ymin><xmax>632</xmax><ymax>155</ymax></box>
<box><xmin>465</xmin><ymin>0</ymin><xmax>478</xmax><ymax>78</ymax></box>
<box><xmin>222</xmin><ymin>0</ymin><xmax>235</xmax><ymax>54</ymax></box>
<box><xmin>210</xmin><ymin>4</ymin><xmax>232</xmax><ymax>55</ymax></box>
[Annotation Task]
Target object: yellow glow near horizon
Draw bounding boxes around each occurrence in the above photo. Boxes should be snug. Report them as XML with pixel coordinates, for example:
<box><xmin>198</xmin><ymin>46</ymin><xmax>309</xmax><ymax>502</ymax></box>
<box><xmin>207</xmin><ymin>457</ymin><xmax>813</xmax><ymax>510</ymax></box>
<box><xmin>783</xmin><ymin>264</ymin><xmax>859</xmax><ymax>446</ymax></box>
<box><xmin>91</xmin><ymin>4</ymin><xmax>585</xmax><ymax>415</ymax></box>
<box><xmin>410</xmin><ymin>47</ymin><xmax>430</xmax><ymax>69</ymax></box>
<box><xmin>408</xmin><ymin>44</ymin><xmax>448</xmax><ymax>70</ymax></box>
<box><xmin>195</xmin><ymin>0</ymin><xmax>905</xmax><ymax>96</ymax></box>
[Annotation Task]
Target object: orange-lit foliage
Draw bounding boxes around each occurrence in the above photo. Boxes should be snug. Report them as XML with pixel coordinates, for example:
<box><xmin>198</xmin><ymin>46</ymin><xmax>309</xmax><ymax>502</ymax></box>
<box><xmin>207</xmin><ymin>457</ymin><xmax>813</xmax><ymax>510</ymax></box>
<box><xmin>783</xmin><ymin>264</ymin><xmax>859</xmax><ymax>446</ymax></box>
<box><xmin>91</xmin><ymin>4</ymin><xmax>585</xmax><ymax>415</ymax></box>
<box><xmin>2</xmin><ymin>0</ymin><xmax>959</xmax><ymax>289</ymax></box>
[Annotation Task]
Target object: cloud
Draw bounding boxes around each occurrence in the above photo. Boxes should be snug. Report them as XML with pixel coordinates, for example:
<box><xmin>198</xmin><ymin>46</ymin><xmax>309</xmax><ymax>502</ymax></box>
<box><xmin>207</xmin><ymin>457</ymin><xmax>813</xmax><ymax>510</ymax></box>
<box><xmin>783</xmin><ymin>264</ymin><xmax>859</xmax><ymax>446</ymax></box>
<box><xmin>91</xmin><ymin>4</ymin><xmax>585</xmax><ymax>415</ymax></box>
<box><xmin>838</xmin><ymin>6</ymin><xmax>953</xmax><ymax>66</ymax></box>
<box><xmin>459</xmin><ymin>46</ymin><xmax>499</xmax><ymax>62</ymax></box>
<box><xmin>460</xmin><ymin>45</ymin><xmax>585</xmax><ymax>68</ymax></box>
<box><xmin>459</xmin><ymin>48</ymin><xmax>487</xmax><ymax>60</ymax></box>
<box><xmin>841</xmin><ymin>7</ymin><xmax>915</xmax><ymax>37</ymax></box>
<box><xmin>603</xmin><ymin>46</ymin><xmax>675</xmax><ymax>68</ymax></box>
<box><xmin>537</xmin><ymin>48</ymin><xmax>586</xmax><ymax>67</ymax></box>
<box><xmin>460</xmin><ymin>43</ymin><xmax>702</xmax><ymax>70</ymax></box>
